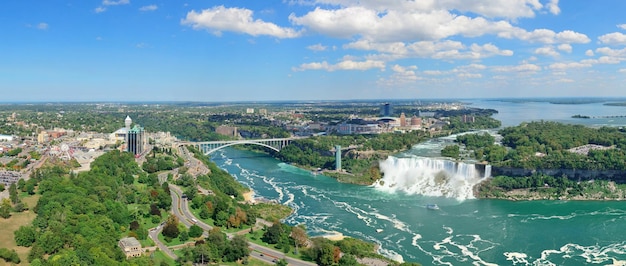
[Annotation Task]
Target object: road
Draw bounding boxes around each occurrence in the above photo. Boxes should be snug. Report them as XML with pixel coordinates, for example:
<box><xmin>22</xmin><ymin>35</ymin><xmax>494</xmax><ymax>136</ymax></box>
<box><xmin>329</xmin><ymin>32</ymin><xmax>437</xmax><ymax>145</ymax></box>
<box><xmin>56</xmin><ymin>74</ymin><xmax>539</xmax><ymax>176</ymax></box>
<box><xmin>167</xmin><ymin>184</ymin><xmax>317</xmax><ymax>266</ymax></box>
<box><xmin>148</xmin><ymin>223</ymin><xmax>178</xmax><ymax>260</ymax></box>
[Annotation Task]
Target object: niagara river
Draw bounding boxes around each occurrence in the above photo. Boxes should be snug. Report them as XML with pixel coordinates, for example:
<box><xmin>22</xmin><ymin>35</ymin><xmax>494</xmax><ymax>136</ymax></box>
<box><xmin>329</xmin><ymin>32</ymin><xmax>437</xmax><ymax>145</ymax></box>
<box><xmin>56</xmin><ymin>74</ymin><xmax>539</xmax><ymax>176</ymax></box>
<box><xmin>211</xmin><ymin>99</ymin><xmax>626</xmax><ymax>265</ymax></box>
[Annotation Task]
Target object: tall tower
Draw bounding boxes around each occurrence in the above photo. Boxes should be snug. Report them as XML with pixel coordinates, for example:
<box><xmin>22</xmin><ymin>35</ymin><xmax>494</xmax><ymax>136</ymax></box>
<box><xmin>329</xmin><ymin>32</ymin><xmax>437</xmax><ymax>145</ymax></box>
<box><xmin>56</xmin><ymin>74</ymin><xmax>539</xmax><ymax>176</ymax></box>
<box><xmin>335</xmin><ymin>145</ymin><xmax>342</xmax><ymax>171</ymax></box>
<box><xmin>125</xmin><ymin>115</ymin><xmax>132</xmax><ymax>131</ymax></box>
<box><xmin>400</xmin><ymin>112</ymin><xmax>407</xmax><ymax>127</ymax></box>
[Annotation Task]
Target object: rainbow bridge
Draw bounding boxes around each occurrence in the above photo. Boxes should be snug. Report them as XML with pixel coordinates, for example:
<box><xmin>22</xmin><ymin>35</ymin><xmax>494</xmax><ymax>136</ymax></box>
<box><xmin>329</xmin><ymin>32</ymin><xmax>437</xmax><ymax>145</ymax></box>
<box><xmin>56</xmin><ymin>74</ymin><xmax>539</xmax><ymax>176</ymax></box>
<box><xmin>182</xmin><ymin>137</ymin><xmax>299</xmax><ymax>155</ymax></box>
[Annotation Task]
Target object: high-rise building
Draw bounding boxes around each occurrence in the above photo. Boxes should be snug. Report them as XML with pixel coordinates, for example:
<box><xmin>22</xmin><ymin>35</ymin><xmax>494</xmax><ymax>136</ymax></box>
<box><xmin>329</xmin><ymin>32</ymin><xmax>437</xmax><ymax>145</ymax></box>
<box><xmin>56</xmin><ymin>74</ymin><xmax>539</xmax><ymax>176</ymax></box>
<box><xmin>400</xmin><ymin>112</ymin><xmax>407</xmax><ymax>127</ymax></box>
<box><xmin>125</xmin><ymin>115</ymin><xmax>132</xmax><ymax>130</ymax></box>
<box><xmin>126</xmin><ymin>125</ymin><xmax>145</xmax><ymax>156</ymax></box>
<box><xmin>381</xmin><ymin>103</ymin><xmax>393</xmax><ymax>117</ymax></box>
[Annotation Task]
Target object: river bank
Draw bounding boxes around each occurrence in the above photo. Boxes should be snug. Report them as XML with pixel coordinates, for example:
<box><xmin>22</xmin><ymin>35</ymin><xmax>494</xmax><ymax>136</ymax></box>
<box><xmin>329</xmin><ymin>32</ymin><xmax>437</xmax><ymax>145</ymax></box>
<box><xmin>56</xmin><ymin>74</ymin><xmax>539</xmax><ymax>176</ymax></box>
<box><xmin>475</xmin><ymin>178</ymin><xmax>626</xmax><ymax>201</ymax></box>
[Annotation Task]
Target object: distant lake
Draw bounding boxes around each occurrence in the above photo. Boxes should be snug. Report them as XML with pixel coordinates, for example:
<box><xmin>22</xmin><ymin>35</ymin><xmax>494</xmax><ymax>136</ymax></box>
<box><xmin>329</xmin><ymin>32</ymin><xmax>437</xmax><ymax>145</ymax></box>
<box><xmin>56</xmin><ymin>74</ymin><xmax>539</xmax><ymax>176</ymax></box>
<box><xmin>468</xmin><ymin>99</ymin><xmax>626</xmax><ymax>128</ymax></box>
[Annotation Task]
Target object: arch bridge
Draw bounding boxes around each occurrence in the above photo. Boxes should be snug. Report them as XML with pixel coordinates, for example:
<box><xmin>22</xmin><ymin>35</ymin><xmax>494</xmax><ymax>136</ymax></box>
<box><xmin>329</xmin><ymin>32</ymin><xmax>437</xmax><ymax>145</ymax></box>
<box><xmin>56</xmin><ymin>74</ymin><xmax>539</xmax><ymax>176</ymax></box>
<box><xmin>184</xmin><ymin>138</ymin><xmax>296</xmax><ymax>155</ymax></box>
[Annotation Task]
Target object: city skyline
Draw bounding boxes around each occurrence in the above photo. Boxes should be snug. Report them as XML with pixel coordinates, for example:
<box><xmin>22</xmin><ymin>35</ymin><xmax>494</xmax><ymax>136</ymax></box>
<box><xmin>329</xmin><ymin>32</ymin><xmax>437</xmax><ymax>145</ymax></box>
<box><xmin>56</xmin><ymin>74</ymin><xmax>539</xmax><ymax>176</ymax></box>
<box><xmin>2</xmin><ymin>1</ymin><xmax>626</xmax><ymax>102</ymax></box>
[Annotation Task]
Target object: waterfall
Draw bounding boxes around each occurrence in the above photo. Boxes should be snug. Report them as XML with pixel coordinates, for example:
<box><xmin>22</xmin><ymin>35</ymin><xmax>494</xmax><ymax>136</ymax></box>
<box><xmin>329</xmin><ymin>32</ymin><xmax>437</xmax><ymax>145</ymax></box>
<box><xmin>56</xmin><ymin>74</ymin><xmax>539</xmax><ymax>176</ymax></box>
<box><xmin>374</xmin><ymin>156</ymin><xmax>491</xmax><ymax>200</ymax></box>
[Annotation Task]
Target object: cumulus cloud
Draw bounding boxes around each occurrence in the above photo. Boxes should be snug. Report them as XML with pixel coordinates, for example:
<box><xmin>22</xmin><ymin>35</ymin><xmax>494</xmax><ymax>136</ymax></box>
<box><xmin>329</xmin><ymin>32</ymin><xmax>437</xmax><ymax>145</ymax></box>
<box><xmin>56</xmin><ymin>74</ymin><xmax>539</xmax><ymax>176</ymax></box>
<box><xmin>548</xmin><ymin>62</ymin><xmax>591</xmax><ymax>70</ymax></box>
<box><xmin>458</xmin><ymin>73</ymin><xmax>482</xmax><ymax>78</ymax></box>
<box><xmin>139</xmin><ymin>5</ymin><xmax>158</xmax><ymax>12</ymax></box>
<box><xmin>534</xmin><ymin>46</ymin><xmax>559</xmax><ymax>57</ymax></box>
<box><xmin>546</xmin><ymin>0</ymin><xmax>560</xmax><ymax>15</ymax></box>
<box><xmin>599</xmin><ymin>32</ymin><xmax>626</xmax><ymax>45</ymax></box>
<box><xmin>297</xmin><ymin>0</ymin><xmax>554</xmax><ymax>20</ymax></box>
<box><xmin>307</xmin><ymin>43</ymin><xmax>327</xmax><ymax>51</ymax></box>
<box><xmin>618</xmin><ymin>24</ymin><xmax>626</xmax><ymax>30</ymax></box>
<box><xmin>182</xmin><ymin>6</ymin><xmax>302</xmax><ymax>38</ymax></box>
<box><xmin>344</xmin><ymin>40</ymin><xmax>511</xmax><ymax>60</ymax></box>
<box><xmin>557</xmin><ymin>43</ymin><xmax>572</xmax><ymax>53</ymax></box>
<box><xmin>619</xmin><ymin>69</ymin><xmax>626</xmax><ymax>73</ymax></box>
<box><xmin>103</xmin><ymin>0</ymin><xmax>129</xmax><ymax>5</ymax></box>
<box><xmin>95</xmin><ymin>6</ymin><xmax>106</xmax><ymax>13</ymax></box>
<box><xmin>492</xmin><ymin>63</ymin><xmax>541</xmax><ymax>72</ymax></box>
<box><xmin>289</xmin><ymin>2</ymin><xmax>582</xmax><ymax>44</ymax></box>
<box><xmin>585</xmin><ymin>49</ymin><xmax>594</xmax><ymax>56</ymax></box>
<box><xmin>293</xmin><ymin>59</ymin><xmax>385</xmax><ymax>71</ymax></box>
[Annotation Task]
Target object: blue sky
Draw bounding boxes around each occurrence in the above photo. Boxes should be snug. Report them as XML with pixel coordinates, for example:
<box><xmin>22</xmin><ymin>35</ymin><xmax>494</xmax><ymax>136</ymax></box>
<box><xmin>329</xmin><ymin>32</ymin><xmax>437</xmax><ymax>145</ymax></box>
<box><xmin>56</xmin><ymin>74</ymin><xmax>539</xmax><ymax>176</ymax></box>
<box><xmin>2</xmin><ymin>0</ymin><xmax>626</xmax><ymax>102</ymax></box>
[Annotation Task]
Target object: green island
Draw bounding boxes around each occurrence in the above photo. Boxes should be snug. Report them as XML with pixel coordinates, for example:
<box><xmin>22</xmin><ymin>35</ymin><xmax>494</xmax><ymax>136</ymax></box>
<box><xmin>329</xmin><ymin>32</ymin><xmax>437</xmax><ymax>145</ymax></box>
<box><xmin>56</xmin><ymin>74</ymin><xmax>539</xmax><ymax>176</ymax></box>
<box><xmin>447</xmin><ymin>121</ymin><xmax>626</xmax><ymax>200</ymax></box>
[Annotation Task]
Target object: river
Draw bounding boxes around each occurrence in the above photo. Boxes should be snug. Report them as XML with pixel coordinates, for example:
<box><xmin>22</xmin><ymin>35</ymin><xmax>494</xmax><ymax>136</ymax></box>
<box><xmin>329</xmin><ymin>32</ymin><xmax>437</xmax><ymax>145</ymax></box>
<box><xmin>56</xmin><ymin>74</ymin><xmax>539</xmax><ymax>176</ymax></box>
<box><xmin>211</xmin><ymin>99</ymin><xmax>626</xmax><ymax>265</ymax></box>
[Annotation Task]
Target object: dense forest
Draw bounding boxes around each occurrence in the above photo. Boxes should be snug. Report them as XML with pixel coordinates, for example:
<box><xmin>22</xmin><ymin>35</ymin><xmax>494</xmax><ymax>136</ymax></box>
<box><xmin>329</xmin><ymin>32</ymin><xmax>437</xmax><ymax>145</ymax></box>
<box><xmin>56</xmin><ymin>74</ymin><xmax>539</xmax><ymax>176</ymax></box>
<box><xmin>456</xmin><ymin>121</ymin><xmax>626</xmax><ymax>170</ymax></box>
<box><xmin>21</xmin><ymin>151</ymin><xmax>166</xmax><ymax>265</ymax></box>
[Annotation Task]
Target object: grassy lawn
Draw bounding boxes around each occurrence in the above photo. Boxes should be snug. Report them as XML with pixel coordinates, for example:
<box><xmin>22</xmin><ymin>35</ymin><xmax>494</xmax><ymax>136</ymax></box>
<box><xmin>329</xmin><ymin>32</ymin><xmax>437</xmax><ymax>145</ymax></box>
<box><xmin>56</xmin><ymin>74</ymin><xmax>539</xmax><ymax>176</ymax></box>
<box><xmin>220</xmin><ymin>257</ymin><xmax>273</xmax><ymax>266</ymax></box>
<box><xmin>151</xmin><ymin>250</ymin><xmax>176</xmax><ymax>266</ymax></box>
<box><xmin>0</xmin><ymin>194</ymin><xmax>41</xmax><ymax>265</ymax></box>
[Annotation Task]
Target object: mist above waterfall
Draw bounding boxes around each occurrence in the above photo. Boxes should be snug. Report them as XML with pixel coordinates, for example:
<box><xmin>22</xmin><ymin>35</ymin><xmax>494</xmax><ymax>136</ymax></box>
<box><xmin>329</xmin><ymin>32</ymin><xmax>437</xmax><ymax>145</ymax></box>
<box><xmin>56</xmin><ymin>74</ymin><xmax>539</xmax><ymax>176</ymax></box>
<box><xmin>374</xmin><ymin>156</ymin><xmax>491</xmax><ymax>200</ymax></box>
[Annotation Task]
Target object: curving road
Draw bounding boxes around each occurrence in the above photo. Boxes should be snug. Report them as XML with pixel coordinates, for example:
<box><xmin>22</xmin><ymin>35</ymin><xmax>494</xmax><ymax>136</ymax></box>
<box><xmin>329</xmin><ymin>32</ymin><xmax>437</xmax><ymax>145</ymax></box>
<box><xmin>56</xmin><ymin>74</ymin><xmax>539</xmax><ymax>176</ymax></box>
<box><xmin>168</xmin><ymin>184</ymin><xmax>317</xmax><ymax>266</ymax></box>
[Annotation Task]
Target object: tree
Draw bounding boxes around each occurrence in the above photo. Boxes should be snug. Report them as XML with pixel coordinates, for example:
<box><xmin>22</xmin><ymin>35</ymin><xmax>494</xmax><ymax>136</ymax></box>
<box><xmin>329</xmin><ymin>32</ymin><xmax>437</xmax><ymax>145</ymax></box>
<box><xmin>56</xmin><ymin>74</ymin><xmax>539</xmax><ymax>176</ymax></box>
<box><xmin>276</xmin><ymin>258</ymin><xmax>288</xmax><ymax>266</ymax></box>
<box><xmin>179</xmin><ymin>231</ymin><xmax>189</xmax><ymax>242</ymax></box>
<box><xmin>9</xmin><ymin>183</ymin><xmax>19</xmax><ymax>204</ymax></box>
<box><xmin>17</xmin><ymin>178</ymin><xmax>26</xmax><ymax>191</ymax></box>
<box><xmin>189</xmin><ymin>225</ymin><xmax>203</xmax><ymax>238</ymax></box>
<box><xmin>290</xmin><ymin>225</ymin><xmax>308</xmax><ymax>251</ymax></box>
<box><xmin>224</xmin><ymin>235</ymin><xmax>249</xmax><ymax>262</ymax></box>
<box><xmin>338</xmin><ymin>254</ymin><xmax>359</xmax><ymax>266</ymax></box>
<box><xmin>162</xmin><ymin>215</ymin><xmax>180</xmax><ymax>239</ymax></box>
<box><xmin>262</xmin><ymin>222</ymin><xmax>284</xmax><ymax>244</ymax></box>
<box><xmin>441</xmin><ymin>145</ymin><xmax>460</xmax><ymax>159</ymax></box>
<box><xmin>0</xmin><ymin>198</ymin><xmax>11</xmax><ymax>219</ymax></box>
<box><xmin>14</xmin><ymin>225</ymin><xmax>37</xmax><ymax>247</ymax></box>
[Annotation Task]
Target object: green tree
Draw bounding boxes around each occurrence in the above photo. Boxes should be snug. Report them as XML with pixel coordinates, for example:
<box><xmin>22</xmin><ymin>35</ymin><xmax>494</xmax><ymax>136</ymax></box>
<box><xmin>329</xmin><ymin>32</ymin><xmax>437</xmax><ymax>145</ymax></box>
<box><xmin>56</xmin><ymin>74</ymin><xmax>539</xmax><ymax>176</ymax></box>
<box><xmin>224</xmin><ymin>235</ymin><xmax>249</xmax><ymax>262</ymax></box>
<box><xmin>14</xmin><ymin>225</ymin><xmax>37</xmax><ymax>247</ymax></box>
<box><xmin>441</xmin><ymin>145</ymin><xmax>460</xmax><ymax>159</ymax></box>
<box><xmin>179</xmin><ymin>231</ymin><xmax>189</xmax><ymax>242</ymax></box>
<box><xmin>338</xmin><ymin>254</ymin><xmax>359</xmax><ymax>266</ymax></box>
<box><xmin>0</xmin><ymin>198</ymin><xmax>11</xmax><ymax>219</ymax></box>
<box><xmin>17</xmin><ymin>178</ymin><xmax>26</xmax><ymax>191</ymax></box>
<box><xmin>9</xmin><ymin>183</ymin><xmax>19</xmax><ymax>204</ymax></box>
<box><xmin>162</xmin><ymin>215</ymin><xmax>180</xmax><ymax>239</ymax></box>
<box><xmin>189</xmin><ymin>224</ymin><xmax>203</xmax><ymax>238</ymax></box>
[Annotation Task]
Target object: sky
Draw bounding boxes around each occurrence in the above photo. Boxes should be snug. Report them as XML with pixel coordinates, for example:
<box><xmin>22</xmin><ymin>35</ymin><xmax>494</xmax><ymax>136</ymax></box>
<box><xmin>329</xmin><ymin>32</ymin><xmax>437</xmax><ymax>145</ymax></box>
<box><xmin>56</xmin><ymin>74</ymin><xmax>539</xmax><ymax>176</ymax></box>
<box><xmin>1</xmin><ymin>0</ymin><xmax>626</xmax><ymax>102</ymax></box>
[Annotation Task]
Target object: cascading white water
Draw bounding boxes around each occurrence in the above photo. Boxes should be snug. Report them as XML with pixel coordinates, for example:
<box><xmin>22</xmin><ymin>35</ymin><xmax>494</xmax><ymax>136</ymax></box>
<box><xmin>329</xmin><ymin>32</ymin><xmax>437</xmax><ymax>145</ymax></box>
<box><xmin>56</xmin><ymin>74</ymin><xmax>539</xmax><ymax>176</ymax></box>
<box><xmin>374</xmin><ymin>156</ymin><xmax>491</xmax><ymax>200</ymax></box>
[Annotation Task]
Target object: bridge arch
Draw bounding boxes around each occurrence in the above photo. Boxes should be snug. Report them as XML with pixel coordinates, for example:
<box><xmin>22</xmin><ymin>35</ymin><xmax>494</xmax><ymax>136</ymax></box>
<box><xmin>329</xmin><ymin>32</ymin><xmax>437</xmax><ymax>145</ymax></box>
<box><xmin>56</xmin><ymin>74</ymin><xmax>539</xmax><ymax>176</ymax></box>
<box><xmin>200</xmin><ymin>141</ymin><xmax>280</xmax><ymax>155</ymax></box>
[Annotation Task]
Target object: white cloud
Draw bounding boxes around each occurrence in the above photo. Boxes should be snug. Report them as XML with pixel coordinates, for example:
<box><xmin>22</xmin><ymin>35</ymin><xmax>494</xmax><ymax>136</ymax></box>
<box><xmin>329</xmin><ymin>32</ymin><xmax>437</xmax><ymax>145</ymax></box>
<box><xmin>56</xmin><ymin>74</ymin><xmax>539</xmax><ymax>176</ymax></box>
<box><xmin>139</xmin><ymin>5</ymin><xmax>158</xmax><ymax>12</ymax></box>
<box><xmin>492</xmin><ymin>63</ymin><xmax>541</xmax><ymax>72</ymax></box>
<box><xmin>595</xmin><ymin>47</ymin><xmax>626</xmax><ymax>57</ymax></box>
<box><xmin>619</xmin><ymin>69</ymin><xmax>626</xmax><ymax>73</ymax></box>
<box><xmin>103</xmin><ymin>0</ymin><xmax>129</xmax><ymax>6</ymax></box>
<box><xmin>423</xmin><ymin>70</ymin><xmax>444</xmax><ymax>75</ymax></box>
<box><xmin>599</xmin><ymin>32</ymin><xmax>626</xmax><ymax>45</ymax></box>
<box><xmin>557</xmin><ymin>43</ymin><xmax>572</xmax><ymax>53</ymax></box>
<box><xmin>95</xmin><ymin>6</ymin><xmax>107</xmax><ymax>13</ymax></box>
<box><xmin>548</xmin><ymin>62</ymin><xmax>591</xmax><ymax>70</ymax></box>
<box><xmin>36</xmin><ymin>23</ymin><xmax>48</xmax><ymax>30</ymax></box>
<box><xmin>307</xmin><ymin>44</ymin><xmax>327</xmax><ymax>51</ymax></box>
<box><xmin>293</xmin><ymin>59</ymin><xmax>385</xmax><ymax>71</ymax></box>
<box><xmin>555</xmin><ymin>30</ymin><xmax>590</xmax><ymax>44</ymax></box>
<box><xmin>299</xmin><ymin>0</ymin><xmax>550</xmax><ymax>20</ymax></box>
<box><xmin>458</xmin><ymin>73</ymin><xmax>482</xmax><ymax>78</ymax></box>
<box><xmin>581</xmin><ymin>56</ymin><xmax>623</xmax><ymax>65</ymax></box>
<box><xmin>534</xmin><ymin>46</ymin><xmax>559</xmax><ymax>57</ymax></box>
<box><xmin>546</xmin><ymin>0</ymin><xmax>560</xmax><ymax>15</ymax></box>
<box><xmin>618</xmin><ymin>24</ymin><xmax>626</xmax><ymax>30</ymax></box>
<box><xmin>345</xmin><ymin>40</ymin><xmax>511</xmax><ymax>60</ymax></box>
<box><xmin>585</xmin><ymin>49</ymin><xmax>594</xmax><ymax>56</ymax></box>
<box><xmin>556</xmin><ymin>78</ymin><xmax>574</xmax><ymax>83</ymax></box>
<box><xmin>182</xmin><ymin>6</ymin><xmax>302</xmax><ymax>38</ymax></box>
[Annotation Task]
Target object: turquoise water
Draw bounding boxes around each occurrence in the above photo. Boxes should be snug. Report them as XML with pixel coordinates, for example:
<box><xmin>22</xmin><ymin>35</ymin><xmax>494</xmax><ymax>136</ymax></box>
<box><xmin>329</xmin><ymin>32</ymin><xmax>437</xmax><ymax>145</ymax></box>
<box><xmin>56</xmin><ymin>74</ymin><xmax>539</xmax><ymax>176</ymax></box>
<box><xmin>211</xmin><ymin>100</ymin><xmax>626</xmax><ymax>265</ymax></box>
